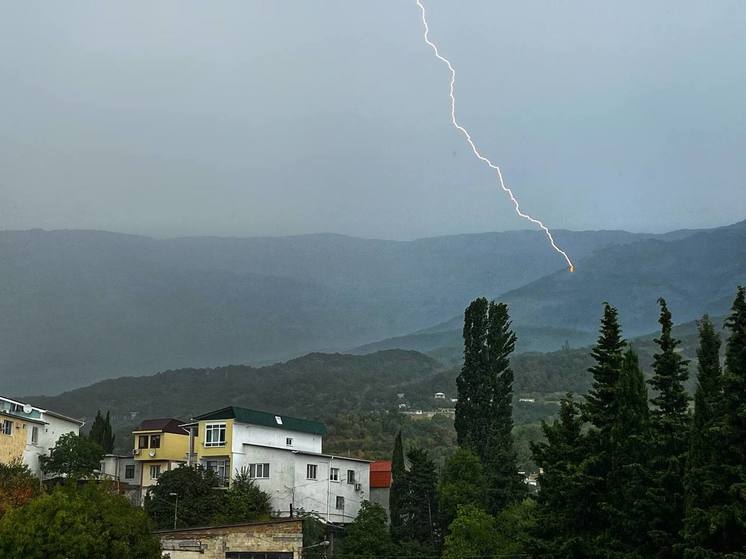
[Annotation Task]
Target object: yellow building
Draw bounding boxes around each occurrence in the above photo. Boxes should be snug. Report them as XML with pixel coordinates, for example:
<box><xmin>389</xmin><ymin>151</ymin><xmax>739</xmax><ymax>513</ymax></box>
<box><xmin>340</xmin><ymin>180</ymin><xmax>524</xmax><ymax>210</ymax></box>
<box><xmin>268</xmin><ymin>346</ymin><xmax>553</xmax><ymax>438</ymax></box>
<box><xmin>1</xmin><ymin>395</ymin><xmax>83</xmax><ymax>478</ymax></box>
<box><xmin>132</xmin><ymin>418</ymin><xmax>189</xmax><ymax>488</ymax></box>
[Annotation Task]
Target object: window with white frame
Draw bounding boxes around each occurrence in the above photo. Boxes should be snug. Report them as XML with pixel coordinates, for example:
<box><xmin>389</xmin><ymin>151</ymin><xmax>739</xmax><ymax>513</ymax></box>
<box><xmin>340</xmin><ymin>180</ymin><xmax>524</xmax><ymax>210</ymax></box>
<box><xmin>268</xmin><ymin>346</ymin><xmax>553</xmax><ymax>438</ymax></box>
<box><xmin>30</xmin><ymin>426</ymin><xmax>38</xmax><ymax>445</ymax></box>
<box><xmin>206</xmin><ymin>459</ymin><xmax>229</xmax><ymax>482</ymax></box>
<box><xmin>336</xmin><ymin>496</ymin><xmax>345</xmax><ymax>510</ymax></box>
<box><xmin>248</xmin><ymin>463</ymin><xmax>270</xmax><ymax>479</ymax></box>
<box><xmin>286</xmin><ymin>437</ymin><xmax>293</xmax><ymax>446</ymax></box>
<box><xmin>330</xmin><ymin>467</ymin><xmax>339</xmax><ymax>482</ymax></box>
<box><xmin>347</xmin><ymin>469</ymin><xmax>356</xmax><ymax>484</ymax></box>
<box><xmin>306</xmin><ymin>464</ymin><xmax>317</xmax><ymax>480</ymax></box>
<box><xmin>125</xmin><ymin>465</ymin><xmax>135</xmax><ymax>479</ymax></box>
<box><xmin>150</xmin><ymin>465</ymin><xmax>161</xmax><ymax>479</ymax></box>
<box><xmin>204</xmin><ymin>423</ymin><xmax>226</xmax><ymax>447</ymax></box>
<box><xmin>2</xmin><ymin>420</ymin><xmax>12</xmax><ymax>436</ymax></box>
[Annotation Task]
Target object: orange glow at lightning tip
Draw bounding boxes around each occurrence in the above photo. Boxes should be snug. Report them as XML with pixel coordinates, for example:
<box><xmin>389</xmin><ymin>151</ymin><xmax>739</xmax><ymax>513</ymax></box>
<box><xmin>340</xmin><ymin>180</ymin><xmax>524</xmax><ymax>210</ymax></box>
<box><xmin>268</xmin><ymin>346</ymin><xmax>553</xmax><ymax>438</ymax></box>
<box><xmin>414</xmin><ymin>0</ymin><xmax>576</xmax><ymax>273</ymax></box>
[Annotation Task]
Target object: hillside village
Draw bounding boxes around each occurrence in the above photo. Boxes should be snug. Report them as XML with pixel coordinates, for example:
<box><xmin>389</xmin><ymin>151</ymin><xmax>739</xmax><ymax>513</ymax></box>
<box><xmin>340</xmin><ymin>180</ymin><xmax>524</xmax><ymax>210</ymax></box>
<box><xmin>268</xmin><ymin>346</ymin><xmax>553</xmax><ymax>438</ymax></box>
<box><xmin>1</xmin><ymin>287</ymin><xmax>744</xmax><ymax>558</ymax></box>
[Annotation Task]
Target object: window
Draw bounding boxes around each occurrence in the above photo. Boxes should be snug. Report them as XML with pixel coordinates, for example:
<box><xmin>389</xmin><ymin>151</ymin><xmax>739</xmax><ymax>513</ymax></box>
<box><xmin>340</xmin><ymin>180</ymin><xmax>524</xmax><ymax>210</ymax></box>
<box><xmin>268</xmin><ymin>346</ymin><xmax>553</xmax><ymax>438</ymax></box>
<box><xmin>274</xmin><ymin>416</ymin><xmax>283</xmax><ymax>425</ymax></box>
<box><xmin>206</xmin><ymin>459</ymin><xmax>229</xmax><ymax>481</ymax></box>
<box><xmin>286</xmin><ymin>437</ymin><xmax>293</xmax><ymax>446</ymax></box>
<box><xmin>347</xmin><ymin>469</ymin><xmax>356</xmax><ymax>484</ymax></box>
<box><xmin>149</xmin><ymin>465</ymin><xmax>161</xmax><ymax>480</ymax></box>
<box><xmin>31</xmin><ymin>426</ymin><xmax>38</xmax><ymax>445</ymax></box>
<box><xmin>204</xmin><ymin>423</ymin><xmax>226</xmax><ymax>447</ymax></box>
<box><xmin>336</xmin><ymin>496</ymin><xmax>345</xmax><ymax>511</ymax></box>
<box><xmin>248</xmin><ymin>463</ymin><xmax>270</xmax><ymax>479</ymax></box>
<box><xmin>138</xmin><ymin>435</ymin><xmax>149</xmax><ymax>449</ymax></box>
<box><xmin>150</xmin><ymin>434</ymin><xmax>161</xmax><ymax>449</ymax></box>
<box><xmin>2</xmin><ymin>420</ymin><xmax>12</xmax><ymax>436</ymax></box>
<box><xmin>306</xmin><ymin>464</ymin><xmax>317</xmax><ymax>480</ymax></box>
<box><xmin>330</xmin><ymin>467</ymin><xmax>339</xmax><ymax>482</ymax></box>
<box><xmin>125</xmin><ymin>465</ymin><xmax>135</xmax><ymax>479</ymax></box>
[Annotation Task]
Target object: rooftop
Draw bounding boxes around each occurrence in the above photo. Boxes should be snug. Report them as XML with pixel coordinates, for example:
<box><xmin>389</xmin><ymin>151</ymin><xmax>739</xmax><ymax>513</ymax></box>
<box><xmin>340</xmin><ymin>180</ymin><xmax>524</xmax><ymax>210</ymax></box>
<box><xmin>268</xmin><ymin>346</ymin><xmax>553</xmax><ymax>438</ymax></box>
<box><xmin>193</xmin><ymin>406</ymin><xmax>326</xmax><ymax>436</ymax></box>
<box><xmin>134</xmin><ymin>418</ymin><xmax>187</xmax><ymax>435</ymax></box>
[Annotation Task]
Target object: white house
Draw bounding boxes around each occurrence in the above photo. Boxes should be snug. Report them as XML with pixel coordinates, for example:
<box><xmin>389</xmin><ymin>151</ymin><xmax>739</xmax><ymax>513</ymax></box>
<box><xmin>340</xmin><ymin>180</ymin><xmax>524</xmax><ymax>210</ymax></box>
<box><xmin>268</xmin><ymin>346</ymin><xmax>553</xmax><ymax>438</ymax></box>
<box><xmin>184</xmin><ymin>406</ymin><xmax>371</xmax><ymax>524</ymax></box>
<box><xmin>0</xmin><ymin>395</ymin><xmax>84</xmax><ymax>477</ymax></box>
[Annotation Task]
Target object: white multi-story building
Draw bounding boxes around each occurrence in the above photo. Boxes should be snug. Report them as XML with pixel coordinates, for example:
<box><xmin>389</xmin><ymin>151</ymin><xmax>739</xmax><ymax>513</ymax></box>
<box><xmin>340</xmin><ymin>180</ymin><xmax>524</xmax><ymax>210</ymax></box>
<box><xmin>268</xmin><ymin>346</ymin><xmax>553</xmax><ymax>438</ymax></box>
<box><xmin>184</xmin><ymin>406</ymin><xmax>370</xmax><ymax>524</ymax></box>
<box><xmin>0</xmin><ymin>395</ymin><xmax>84</xmax><ymax>477</ymax></box>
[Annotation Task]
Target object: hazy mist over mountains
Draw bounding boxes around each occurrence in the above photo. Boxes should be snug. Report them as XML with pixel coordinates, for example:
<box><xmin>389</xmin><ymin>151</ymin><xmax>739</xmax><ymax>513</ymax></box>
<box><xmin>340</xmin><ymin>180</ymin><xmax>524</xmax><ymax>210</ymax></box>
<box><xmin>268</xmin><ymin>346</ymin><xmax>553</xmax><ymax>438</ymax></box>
<box><xmin>2</xmin><ymin>219</ymin><xmax>743</xmax><ymax>395</ymax></box>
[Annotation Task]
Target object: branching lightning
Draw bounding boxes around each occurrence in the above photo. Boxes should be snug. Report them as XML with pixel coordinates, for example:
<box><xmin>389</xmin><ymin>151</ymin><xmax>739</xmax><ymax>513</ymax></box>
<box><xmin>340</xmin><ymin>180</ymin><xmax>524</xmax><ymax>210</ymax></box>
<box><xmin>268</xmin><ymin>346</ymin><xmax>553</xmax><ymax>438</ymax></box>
<box><xmin>415</xmin><ymin>0</ymin><xmax>575</xmax><ymax>273</ymax></box>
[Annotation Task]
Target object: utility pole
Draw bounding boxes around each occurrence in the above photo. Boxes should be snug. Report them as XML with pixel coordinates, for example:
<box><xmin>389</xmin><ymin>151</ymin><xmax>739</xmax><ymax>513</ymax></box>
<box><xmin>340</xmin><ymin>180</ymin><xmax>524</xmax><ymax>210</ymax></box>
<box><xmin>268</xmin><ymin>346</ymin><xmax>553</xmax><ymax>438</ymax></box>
<box><xmin>169</xmin><ymin>492</ymin><xmax>178</xmax><ymax>529</ymax></box>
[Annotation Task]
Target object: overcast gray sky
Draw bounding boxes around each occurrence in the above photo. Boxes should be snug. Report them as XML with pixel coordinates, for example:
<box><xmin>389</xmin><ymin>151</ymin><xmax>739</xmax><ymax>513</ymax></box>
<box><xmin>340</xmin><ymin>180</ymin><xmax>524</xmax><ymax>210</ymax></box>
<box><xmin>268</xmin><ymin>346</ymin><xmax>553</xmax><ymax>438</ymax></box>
<box><xmin>1</xmin><ymin>1</ymin><xmax>744</xmax><ymax>239</ymax></box>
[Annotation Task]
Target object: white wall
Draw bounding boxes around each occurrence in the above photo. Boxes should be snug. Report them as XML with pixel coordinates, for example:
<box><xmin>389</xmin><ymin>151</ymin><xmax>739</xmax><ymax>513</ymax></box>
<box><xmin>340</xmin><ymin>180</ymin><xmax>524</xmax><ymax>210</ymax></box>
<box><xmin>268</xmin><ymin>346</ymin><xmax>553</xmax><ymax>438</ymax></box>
<box><xmin>231</xmin><ymin>422</ymin><xmax>322</xmax><ymax>454</ymax></box>
<box><xmin>232</xmin><ymin>444</ymin><xmax>369</xmax><ymax>523</ymax></box>
<box><xmin>23</xmin><ymin>413</ymin><xmax>80</xmax><ymax>477</ymax></box>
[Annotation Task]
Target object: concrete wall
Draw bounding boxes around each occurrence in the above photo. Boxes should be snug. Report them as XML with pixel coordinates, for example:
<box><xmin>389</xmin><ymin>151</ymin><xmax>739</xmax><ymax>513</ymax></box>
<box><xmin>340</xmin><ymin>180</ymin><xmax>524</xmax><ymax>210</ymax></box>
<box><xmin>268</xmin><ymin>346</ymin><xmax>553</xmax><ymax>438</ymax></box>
<box><xmin>158</xmin><ymin>520</ymin><xmax>302</xmax><ymax>559</ymax></box>
<box><xmin>232</xmin><ymin>445</ymin><xmax>369</xmax><ymax>523</ymax></box>
<box><xmin>231</xmin><ymin>422</ymin><xmax>322</xmax><ymax>454</ymax></box>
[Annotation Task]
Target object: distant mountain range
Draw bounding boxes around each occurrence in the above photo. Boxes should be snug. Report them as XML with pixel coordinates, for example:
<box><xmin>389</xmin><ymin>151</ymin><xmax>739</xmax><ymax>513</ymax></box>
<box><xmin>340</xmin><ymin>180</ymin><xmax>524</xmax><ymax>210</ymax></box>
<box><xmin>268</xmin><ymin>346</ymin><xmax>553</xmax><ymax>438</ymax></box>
<box><xmin>356</xmin><ymin>220</ymin><xmax>746</xmax><ymax>356</ymax></box>
<box><xmin>1</xmin><ymin>221</ymin><xmax>743</xmax><ymax>394</ymax></box>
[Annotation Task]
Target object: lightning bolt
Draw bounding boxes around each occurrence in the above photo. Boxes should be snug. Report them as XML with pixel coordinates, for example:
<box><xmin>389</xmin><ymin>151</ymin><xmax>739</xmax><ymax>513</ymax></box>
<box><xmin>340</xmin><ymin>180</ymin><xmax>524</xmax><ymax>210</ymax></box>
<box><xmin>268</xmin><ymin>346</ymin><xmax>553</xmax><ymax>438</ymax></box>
<box><xmin>415</xmin><ymin>0</ymin><xmax>575</xmax><ymax>273</ymax></box>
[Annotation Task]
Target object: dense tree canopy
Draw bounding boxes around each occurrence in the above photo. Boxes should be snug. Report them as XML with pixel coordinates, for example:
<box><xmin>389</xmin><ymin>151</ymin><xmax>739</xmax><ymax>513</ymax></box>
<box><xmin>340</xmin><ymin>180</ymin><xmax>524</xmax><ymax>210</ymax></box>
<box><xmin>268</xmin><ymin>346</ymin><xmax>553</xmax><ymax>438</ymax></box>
<box><xmin>39</xmin><ymin>433</ymin><xmax>104</xmax><ymax>478</ymax></box>
<box><xmin>0</xmin><ymin>483</ymin><xmax>160</xmax><ymax>559</ymax></box>
<box><xmin>144</xmin><ymin>465</ymin><xmax>225</xmax><ymax>529</ymax></box>
<box><xmin>0</xmin><ymin>461</ymin><xmax>39</xmax><ymax>518</ymax></box>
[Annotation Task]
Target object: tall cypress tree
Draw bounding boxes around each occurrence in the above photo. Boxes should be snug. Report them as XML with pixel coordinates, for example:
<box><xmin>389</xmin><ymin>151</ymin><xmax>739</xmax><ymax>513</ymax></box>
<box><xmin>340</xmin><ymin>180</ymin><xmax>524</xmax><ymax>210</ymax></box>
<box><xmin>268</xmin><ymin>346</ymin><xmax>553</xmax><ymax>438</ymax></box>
<box><xmin>102</xmin><ymin>411</ymin><xmax>115</xmax><ymax>454</ymax></box>
<box><xmin>88</xmin><ymin>410</ymin><xmax>105</xmax><ymax>449</ymax></box>
<box><xmin>455</xmin><ymin>298</ymin><xmax>489</xmax><ymax>450</ymax></box>
<box><xmin>483</xmin><ymin>301</ymin><xmax>524</xmax><ymax>513</ymax></box>
<box><xmin>389</xmin><ymin>430</ymin><xmax>406</xmax><ymax>542</ymax></box>
<box><xmin>455</xmin><ymin>298</ymin><xmax>523</xmax><ymax>514</ymax></box>
<box><xmin>682</xmin><ymin>315</ymin><xmax>724</xmax><ymax>556</ymax></box>
<box><xmin>647</xmin><ymin>298</ymin><xmax>690</xmax><ymax>556</ymax></box>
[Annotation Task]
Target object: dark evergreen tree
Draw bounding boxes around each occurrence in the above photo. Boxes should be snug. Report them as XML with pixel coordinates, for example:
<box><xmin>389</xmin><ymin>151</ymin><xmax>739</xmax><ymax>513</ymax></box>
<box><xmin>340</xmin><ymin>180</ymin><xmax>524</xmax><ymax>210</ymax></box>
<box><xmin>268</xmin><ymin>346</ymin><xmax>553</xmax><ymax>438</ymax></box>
<box><xmin>683</xmin><ymin>287</ymin><xmax>746</xmax><ymax>556</ymax></box>
<box><xmin>607</xmin><ymin>347</ymin><xmax>652</xmax><ymax>556</ymax></box>
<box><xmin>102</xmin><ymin>411</ymin><xmax>115</xmax><ymax>454</ymax></box>
<box><xmin>647</xmin><ymin>298</ymin><xmax>690</xmax><ymax>557</ymax></box>
<box><xmin>455</xmin><ymin>298</ymin><xmax>523</xmax><ymax>514</ymax></box>
<box><xmin>88</xmin><ymin>410</ymin><xmax>105</xmax><ymax>448</ymax></box>
<box><xmin>483</xmin><ymin>301</ymin><xmax>524</xmax><ymax>513</ymax></box>
<box><xmin>389</xmin><ymin>430</ymin><xmax>406</xmax><ymax>542</ymax></box>
<box><xmin>682</xmin><ymin>315</ymin><xmax>724</xmax><ymax>556</ymax></box>
<box><xmin>579</xmin><ymin>303</ymin><xmax>627</xmax><ymax>554</ymax></box>
<box><xmin>584</xmin><ymin>303</ymin><xmax>626</xmax><ymax>433</ymax></box>
<box><xmin>531</xmin><ymin>396</ymin><xmax>595</xmax><ymax>558</ymax></box>
<box><xmin>455</xmin><ymin>297</ymin><xmax>489</xmax><ymax>450</ymax></box>
<box><xmin>88</xmin><ymin>410</ymin><xmax>115</xmax><ymax>453</ymax></box>
<box><xmin>399</xmin><ymin>447</ymin><xmax>439</xmax><ymax>554</ymax></box>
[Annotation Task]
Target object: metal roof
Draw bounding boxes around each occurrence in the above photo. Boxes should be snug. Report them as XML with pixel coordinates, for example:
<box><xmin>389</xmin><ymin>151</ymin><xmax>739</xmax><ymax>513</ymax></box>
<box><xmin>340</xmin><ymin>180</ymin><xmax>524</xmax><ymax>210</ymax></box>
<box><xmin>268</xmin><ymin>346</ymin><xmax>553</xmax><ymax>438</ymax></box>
<box><xmin>193</xmin><ymin>406</ymin><xmax>326</xmax><ymax>436</ymax></box>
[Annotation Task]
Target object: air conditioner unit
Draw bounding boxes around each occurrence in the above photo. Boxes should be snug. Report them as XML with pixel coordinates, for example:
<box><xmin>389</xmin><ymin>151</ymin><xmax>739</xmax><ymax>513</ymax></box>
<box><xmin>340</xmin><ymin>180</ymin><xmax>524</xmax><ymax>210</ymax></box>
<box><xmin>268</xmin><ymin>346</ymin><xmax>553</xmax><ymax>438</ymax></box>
<box><xmin>354</xmin><ymin>483</ymin><xmax>362</xmax><ymax>492</ymax></box>
<box><xmin>132</xmin><ymin>448</ymin><xmax>140</xmax><ymax>455</ymax></box>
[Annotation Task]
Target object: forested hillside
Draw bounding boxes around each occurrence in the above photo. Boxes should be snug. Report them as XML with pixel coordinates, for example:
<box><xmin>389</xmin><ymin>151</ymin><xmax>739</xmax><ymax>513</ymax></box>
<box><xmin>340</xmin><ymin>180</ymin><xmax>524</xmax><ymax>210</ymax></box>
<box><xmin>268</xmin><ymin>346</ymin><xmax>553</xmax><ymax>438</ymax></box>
<box><xmin>364</xmin><ymin>220</ymin><xmax>745</xmax><ymax>353</ymax></box>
